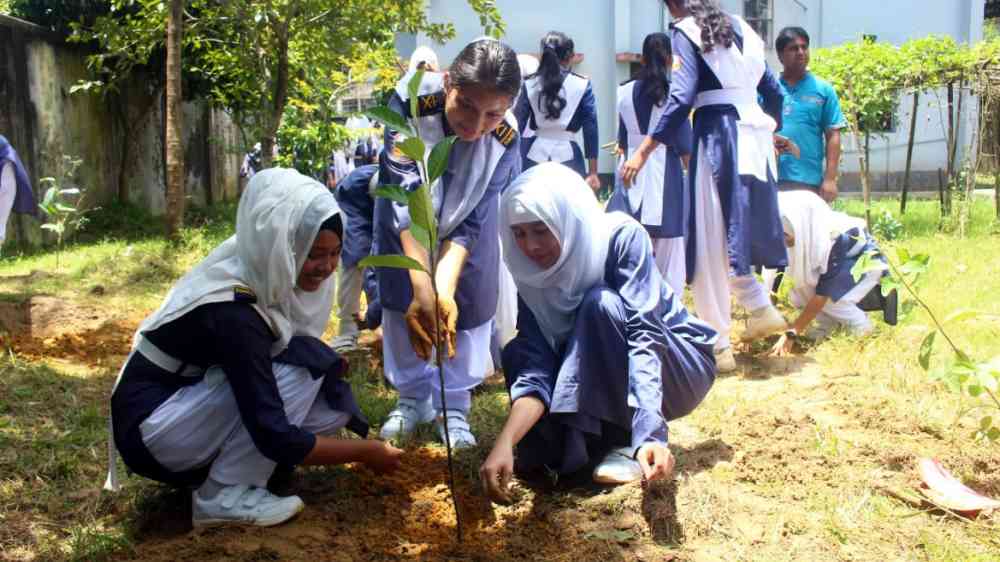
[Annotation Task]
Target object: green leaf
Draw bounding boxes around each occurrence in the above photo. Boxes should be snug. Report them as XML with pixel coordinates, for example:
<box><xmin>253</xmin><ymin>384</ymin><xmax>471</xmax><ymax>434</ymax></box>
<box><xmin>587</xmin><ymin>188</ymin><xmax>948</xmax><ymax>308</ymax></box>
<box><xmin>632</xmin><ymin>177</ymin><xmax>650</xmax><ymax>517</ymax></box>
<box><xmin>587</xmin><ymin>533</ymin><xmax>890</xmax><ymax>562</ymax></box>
<box><xmin>896</xmin><ymin>247</ymin><xmax>911</xmax><ymax>263</ymax></box>
<box><xmin>980</xmin><ymin>416</ymin><xmax>994</xmax><ymax>430</ymax></box>
<box><xmin>968</xmin><ymin>384</ymin><xmax>983</xmax><ymax>397</ymax></box>
<box><xmin>408</xmin><ymin>68</ymin><xmax>425</xmax><ymax>124</ymax></box>
<box><xmin>364</xmin><ymin>106</ymin><xmax>414</xmax><ymax>137</ymax></box>
<box><xmin>918</xmin><ymin>331</ymin><xmax>936</xmax><ymax>370</ymax></box>
<box><xmin>409</xmin><ymin>222</ymin><xmax>432</xmax><ymax>252</ymax></box>
<box><xmin>427</xmin><ymin>136</ymin><xmax>457</xmax><ymax>183</ymax></box>
<box><xmin>59</xmin><ymin>188</ymin><xmax>81</xmax><ymax>196</ymax></box>
<box><xmin>373</xmin><ymin>185</ymin><xmax>410</xmax><ymax>205</ymax></box>
<box><xmin>407</xmin><ymin>183</ymin><xmax>437</xmax><ymax>253</ymax></box>
<box><xmin>397</xmin><ymin>137</ymin><xmax>426</xmax><ymax>163</ymax></box>
<box><xmin>40</xmin><ymin>223</ymin><xmax>61</xmax><ymax>232</ymax></box>
<box><xmin>976</xmin><ymin>365</ymin><xmax>999</xmax><ymax>392</ymax></box>
<box><xmin>987</xmin><ymin>427</ymin><xmax>1000</xmax><ymax>441</ymax></box>
<box><xmin>42</xmin><ymin>187</ymin><xmax>57</xmax><ymax>207</ymax></box>
<box><xmin>358</xmin><ymin>254</ymin><xmax>427</xmax><ymax>273</ymax></box>
<box><xmin>54</xmin><ymin>203</ymin><xmax>76</xmax><ymax>213</ymax></box>
<box><xmin>850</xmin><ymin>251</ymin><xmax>883</xmax><ymax>283</ymax></box>
<box><xmin>880</xmin><ymin>275</ymin><xmax>900</xmax><ymax>298</ymax></box>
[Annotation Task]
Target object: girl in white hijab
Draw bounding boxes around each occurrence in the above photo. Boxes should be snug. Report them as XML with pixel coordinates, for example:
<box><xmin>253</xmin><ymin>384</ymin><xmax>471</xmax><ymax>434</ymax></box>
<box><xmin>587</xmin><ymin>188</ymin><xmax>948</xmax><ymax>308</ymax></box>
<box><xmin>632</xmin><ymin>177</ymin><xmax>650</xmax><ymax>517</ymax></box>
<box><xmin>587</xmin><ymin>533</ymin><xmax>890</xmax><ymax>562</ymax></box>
<box><xmin>480</xmin><ymin>163</ymin><xmax>717</xmax><ymax>501</ymax></box>
<box><xmin>769</xmin><ymin>190</ymin><xmax>889</xmax><ymax>356</ymax></box>
<box><xmin>108</xmin><ymin>169</ymin><xmax>402</xmax><ymax>528</ymax></box>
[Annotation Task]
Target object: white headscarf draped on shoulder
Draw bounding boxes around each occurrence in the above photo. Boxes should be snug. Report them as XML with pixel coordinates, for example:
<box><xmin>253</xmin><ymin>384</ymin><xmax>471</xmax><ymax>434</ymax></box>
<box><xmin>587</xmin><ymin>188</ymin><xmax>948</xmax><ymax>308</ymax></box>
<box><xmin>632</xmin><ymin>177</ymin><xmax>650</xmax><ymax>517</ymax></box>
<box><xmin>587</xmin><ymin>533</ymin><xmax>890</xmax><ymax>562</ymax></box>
<box><xmin>134</xmin><ymin>168</ymin><xmax>341</xmax><ymax>356</ymax></box>
<box><xmin>501</xmin><ymin>162</ymin><xmax>629</xmax><ymax>350</ymax></box>
<box><xmin>777</xmin><ymin>190</ymin><xmax>866</xmax><ymax>298</ymax></box>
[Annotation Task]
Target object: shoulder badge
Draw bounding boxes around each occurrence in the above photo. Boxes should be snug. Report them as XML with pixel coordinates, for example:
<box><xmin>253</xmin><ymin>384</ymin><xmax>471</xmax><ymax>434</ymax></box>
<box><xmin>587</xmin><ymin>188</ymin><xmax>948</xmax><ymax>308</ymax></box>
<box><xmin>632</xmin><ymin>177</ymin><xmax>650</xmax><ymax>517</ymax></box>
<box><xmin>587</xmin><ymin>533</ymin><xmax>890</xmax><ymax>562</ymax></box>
<box><xmin>415</xmin><ymin>91</ymin><xmax>445</xmax><ymax>117</ymax></box>
<box><xmin>672</xmin><ymin>57</ymin><xmax>682</xmax><ymax>72</ymax></box>
<box><xmin>491</xmin><ymin>119</ymin><xmax>518</xmax><ymax>147</ymax></box>
<box><xmin>233</xmin><ymin>285</ymin><xmax>257</xmax><ymax>304</ymax></box>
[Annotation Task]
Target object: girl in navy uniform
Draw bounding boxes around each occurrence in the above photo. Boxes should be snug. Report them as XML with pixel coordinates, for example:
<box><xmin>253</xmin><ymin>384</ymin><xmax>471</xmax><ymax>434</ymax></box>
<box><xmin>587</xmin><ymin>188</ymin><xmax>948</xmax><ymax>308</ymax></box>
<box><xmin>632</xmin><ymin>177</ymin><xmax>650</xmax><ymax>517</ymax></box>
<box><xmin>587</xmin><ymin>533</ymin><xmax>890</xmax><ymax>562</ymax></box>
<box><xmin>607</xmin><ymin>33</ymin><xmax>692</xmax><ymax>296</ymax></box>
<box><xmin>330</xmin><ymin>164</ymin><xmax>382</xmax><ymax>352</ymax></box>
<box><xmin>107</xmin><ymin>169</ymin><xmax>402</xmax><ymax>528</ymax></box>
<box><xmin>621</xmin><ymin>0</ymin><xmax>789</xmax><ymax>372</ymax></box>
<box><xmin>374</xmin><ymin>39</ymin><xmax>522</xmax><ymax>449</ymax></box>
<box><xmin>480</xmin><ymin>163</ymin><xmax>716</xmax><ymax>499</ymax></box>
<box><xmin>0</xmin><ymin>135</ymin><xmax>38</xmax><ymax>245</ymax></box>
<box><xmin>514</xmin><ymin>31</ymin><xmax>600</xmax><ymax>192</ymax></box>
<box><xmin>769</xmin><ymin>190</ymin><xmax>889</xmax><ymax>355</ymax></box>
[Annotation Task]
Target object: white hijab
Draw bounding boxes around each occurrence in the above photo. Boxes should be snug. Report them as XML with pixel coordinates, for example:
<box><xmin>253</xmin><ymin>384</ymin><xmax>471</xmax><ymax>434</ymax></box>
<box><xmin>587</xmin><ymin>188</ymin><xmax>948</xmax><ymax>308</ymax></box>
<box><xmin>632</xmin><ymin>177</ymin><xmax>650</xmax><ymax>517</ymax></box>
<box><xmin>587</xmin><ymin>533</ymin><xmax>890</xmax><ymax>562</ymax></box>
<box><xmin>134</xmin><ymin>168</ymin><xmax>340</xmax><ymax>356</ymax></box>
<box><xmin>501</xmin><ymin>162</ymin><xmax>629</xmax><ymax>350</ymax></box>
<box><xmin>395</xmin><ymin>45</ymin><xmax>440</xmax><ymax>98</ymax></box>
<box><xmin>777</xmin><ymin>190</ymin><xmax>866</xmax><ymax>295</ymax></box>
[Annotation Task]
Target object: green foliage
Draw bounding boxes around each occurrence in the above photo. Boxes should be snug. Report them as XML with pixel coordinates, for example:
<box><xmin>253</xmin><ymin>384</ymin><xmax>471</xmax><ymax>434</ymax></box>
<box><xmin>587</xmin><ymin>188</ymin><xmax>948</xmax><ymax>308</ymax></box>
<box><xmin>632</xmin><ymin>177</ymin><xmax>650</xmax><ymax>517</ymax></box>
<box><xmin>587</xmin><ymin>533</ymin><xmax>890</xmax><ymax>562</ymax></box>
<box><xmin>854</xmin><ymin>245</ymin><xmax>1000</xmax><ymax>443</ymax></box>
<box><xmin>274</xmin><ymin>101</ymin><xmax>352</xmax><ymax>177</ymax></box>
<box><xmin>65</xmin><ymin>0</ymin><xmax>504</xmax><ymax>170</ymax></box>
<box><xmin>871</xmin><ymin>210</ymin><xmax>904</xmax><ymax>241</ymax></box>
<box><xmin>811</xmin><ymin>39</ymin><xmax>903</xmax><ymax>135</ymax></box>
<box><xmin>36</xmin><ymin>156</ymin><xmax>95</xmax><ymax>268</ymax></box>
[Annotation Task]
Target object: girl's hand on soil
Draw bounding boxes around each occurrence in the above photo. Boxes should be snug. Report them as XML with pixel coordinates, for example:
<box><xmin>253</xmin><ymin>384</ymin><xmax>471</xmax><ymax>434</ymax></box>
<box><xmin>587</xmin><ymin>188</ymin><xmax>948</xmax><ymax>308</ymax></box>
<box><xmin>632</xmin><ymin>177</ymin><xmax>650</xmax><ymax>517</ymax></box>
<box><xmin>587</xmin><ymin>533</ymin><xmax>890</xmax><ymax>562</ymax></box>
<box><xmin>480</xmin><ymin>441</ymin><xmax>514</xmax><ymax>504</ymax></box>
<box><xmin>637</xmin><ymin>443</ymin><xmax>675</xmax><ymax>482</ymax></box>
<box><xmin>405</xmin><ymin>291</ymin><xmax>436</xmax><ymax>361</ymax></box>
<box><xmin>768</xmin><ymin>334</ymin><xmax>794</xmax><ymax>357</ymax></box>
<box><xmin>436</xmin><ymin>295</ymin><xmax>459</xmax><ymax>359</ymax></box>
<box><xmin>619</xmin><ymin>152</ymin><xmax>647</xmax><ymax>186</ymax></box>
<box><xmin>362</xmin><ymin>440</ymin><xmax>404</xmax><ymax>474</ymax></box>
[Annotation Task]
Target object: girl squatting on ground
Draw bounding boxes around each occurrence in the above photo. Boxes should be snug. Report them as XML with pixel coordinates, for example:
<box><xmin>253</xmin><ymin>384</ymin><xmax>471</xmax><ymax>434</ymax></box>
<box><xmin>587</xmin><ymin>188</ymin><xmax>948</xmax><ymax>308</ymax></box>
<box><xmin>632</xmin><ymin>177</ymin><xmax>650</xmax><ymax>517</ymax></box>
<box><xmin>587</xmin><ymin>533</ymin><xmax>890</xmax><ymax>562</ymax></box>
<box><xmin>107</xmin><ymin>169</ymin><xmax>403</xmax><ymax>528</ymax></box>
<box><xmin>621</xmin><ymin>0</ymin><xmax>791</xmax><ymax>372</ymax></box>
<box><xmin>480</xmin><ymin>163</ymin><xmax>716</xmax><ymax>499</ymax></box>
<box><xmin>514</xmin><ymin>31</ymin><xmax>601</xmax><ymax>192</ymax></box>
<box><xmin>608</xmin><ymin>32</ymin><xmax>692</xmax><ymax>296</ymax></box>
<box><xmin>374</xmin><ymin>38</ymin><xmax>523</xmax><ymax>449</ymax></box>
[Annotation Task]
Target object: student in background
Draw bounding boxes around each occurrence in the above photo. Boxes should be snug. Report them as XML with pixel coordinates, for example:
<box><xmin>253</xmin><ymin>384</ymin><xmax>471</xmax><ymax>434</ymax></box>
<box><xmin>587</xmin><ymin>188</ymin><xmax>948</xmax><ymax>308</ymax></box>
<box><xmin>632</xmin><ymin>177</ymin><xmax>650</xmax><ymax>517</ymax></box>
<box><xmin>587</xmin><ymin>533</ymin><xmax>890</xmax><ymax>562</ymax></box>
<box><xmin>0</xmin><ymin>135</ymin><xmax>37</xmax><ymax>246</ymax></box>
<box><xmin>607</xmin><ymin>32</ymin><xmax>692</xmax><ymax>295</ymax></box>
<box><xmin>620</xmin><ymin>0</ymin><xmax>790</xmax><ymax>372</ymax></box>
<box><xmin>514</xmin><ymin>31</ymin><xmax>600</xmax><ymax>192</ymax></box>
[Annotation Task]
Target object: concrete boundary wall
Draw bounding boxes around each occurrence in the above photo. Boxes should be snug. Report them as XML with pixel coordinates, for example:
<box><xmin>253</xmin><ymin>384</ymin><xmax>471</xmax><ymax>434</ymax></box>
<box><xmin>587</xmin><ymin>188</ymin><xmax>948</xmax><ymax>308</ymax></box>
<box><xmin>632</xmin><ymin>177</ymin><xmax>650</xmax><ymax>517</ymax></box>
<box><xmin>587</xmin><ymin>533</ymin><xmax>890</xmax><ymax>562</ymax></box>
<box><xmin>0</xmin><ymin>14</ymin><xmax>242</xmax><ymax>248</ymax></box>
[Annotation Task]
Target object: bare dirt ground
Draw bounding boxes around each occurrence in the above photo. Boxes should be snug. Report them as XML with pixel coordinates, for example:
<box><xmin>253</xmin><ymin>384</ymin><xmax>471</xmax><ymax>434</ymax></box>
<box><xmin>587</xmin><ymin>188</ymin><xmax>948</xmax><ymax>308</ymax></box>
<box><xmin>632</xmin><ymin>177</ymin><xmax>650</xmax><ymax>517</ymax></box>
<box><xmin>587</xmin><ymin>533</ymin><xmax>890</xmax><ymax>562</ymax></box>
<box><xmin>2</xmin><ymin>290</ymin><xmax>998</xmax><ymax>562</ymax></box>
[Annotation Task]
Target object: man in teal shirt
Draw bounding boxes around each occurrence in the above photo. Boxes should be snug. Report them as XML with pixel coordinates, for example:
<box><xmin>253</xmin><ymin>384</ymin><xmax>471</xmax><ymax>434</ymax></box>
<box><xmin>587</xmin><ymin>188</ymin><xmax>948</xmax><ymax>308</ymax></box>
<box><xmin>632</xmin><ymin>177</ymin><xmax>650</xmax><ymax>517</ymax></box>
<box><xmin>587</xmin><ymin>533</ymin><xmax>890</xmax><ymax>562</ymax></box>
<box><xmin>775</xmin><ymin>27</ymin><xmax>846</xmax><ymax>203</ymax></box>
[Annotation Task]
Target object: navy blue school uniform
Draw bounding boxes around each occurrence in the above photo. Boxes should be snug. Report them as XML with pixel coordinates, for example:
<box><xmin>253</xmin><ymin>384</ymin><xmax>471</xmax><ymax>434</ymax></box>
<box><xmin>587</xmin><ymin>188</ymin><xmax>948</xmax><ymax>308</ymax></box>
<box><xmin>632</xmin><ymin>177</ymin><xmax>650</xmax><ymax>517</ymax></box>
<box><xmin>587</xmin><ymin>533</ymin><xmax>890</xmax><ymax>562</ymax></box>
<box><xmin>607</xmin><ymin>78</ymin><xmax>693</xmax><ymax>239</ymax></box>
<box><xmin>374</xmin><ymin>75</ymin><xmax>521</xmax><ymax>332</ymax></box>
<box><xmin>333</xmin><ymin>164</ymin><xmax>382</xmax><ymax>329</ymax></box>
<box><xmin>816</xmin><ymin>227</ymin><xmax>885</xmax><ymax>301</ymax></box>
<box><xmin>513</xmin><ymin>70</ymin><xmax>598</xmax><ymax>177</ymax></box>
<box><xmin>111</xmin><ymin>302</ymin><xmax>367</xmax><ymax>487</ymax></box>
<box><xmin>354</xmin><ymin>138</ymin><xmax>377</xmax><ymax>168</ymax></box>
<box><xmin>0</xmin><ymin>135</ymin><xmax>38</xmax><ymax>216</ymax></box>
<box><xmin>502</xmin><ymin>219</ymin><xmax>717</xmax><ymax>475</ymax></box>
<box><xmin>652</xmin><ymin>16</ymin><xmax>788</xmax><ymax>280</ymax></box>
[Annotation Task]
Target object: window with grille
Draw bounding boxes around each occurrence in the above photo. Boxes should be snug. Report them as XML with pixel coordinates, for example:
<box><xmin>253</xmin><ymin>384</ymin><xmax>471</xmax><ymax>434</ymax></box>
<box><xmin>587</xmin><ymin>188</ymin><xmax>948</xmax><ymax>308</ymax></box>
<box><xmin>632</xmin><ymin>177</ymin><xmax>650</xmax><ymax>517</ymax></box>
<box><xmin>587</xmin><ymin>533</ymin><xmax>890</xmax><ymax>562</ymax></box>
<box><xmin>744</xmin><ymin>0</ymin><xmax>773</xmax><ymax>48</ymax></box>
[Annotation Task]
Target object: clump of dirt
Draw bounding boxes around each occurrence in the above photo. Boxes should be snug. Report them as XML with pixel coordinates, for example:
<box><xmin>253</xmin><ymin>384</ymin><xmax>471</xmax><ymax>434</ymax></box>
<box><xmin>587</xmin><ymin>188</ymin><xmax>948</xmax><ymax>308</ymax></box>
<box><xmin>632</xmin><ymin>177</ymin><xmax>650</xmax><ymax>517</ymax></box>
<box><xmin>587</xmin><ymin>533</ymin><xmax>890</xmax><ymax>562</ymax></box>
<box><xmin>0</xmin><ymin>295</ymin><xmax>135</xmax><ymax>367</ymax></box>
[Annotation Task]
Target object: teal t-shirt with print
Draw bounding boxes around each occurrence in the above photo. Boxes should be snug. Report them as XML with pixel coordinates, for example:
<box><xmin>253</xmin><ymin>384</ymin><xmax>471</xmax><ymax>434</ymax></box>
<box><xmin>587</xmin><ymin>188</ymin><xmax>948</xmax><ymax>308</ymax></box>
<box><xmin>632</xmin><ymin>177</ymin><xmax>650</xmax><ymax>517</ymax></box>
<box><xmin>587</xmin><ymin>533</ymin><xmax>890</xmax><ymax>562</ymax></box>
<box><xmin>778</xmin><ymin>72</ymin><xmax>846</xmax><ymax>188</ymax></box>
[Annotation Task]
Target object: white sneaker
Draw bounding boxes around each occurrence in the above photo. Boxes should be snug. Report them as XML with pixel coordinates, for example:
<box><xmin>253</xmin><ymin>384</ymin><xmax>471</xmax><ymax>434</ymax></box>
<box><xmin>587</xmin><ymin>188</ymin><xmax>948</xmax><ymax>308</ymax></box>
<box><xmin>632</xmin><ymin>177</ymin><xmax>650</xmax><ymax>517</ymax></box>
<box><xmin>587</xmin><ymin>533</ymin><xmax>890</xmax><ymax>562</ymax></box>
<box><xmin>435</xmin><ymin>409</ymin><xmax>477</xmax><ymax>450</ymax></box>
<box><xmin>592</xmin><ymin>447</ymin><xmax>643</xmax><ymax>485</ymax></box>
<box><xmin>330</xmin><ymin>332</ymin><xmax>359</xmax><ymax>353</ymax></box>
<box><xmin>379</xmin><ymin>396</ymin><xmax>435</xmax><ymax>441</ymax></box>
<box><xmin>742</xmin><ymin>305</ymin><xmax>788</xmax><ymax>342</ymax></box>
<box><xmin>192</xmin><ymin>485</ymin><xmax>304</xmax><ymax>528</ymax></box>
<box><xmin>715</xmin><ymin>347</ymin><xmax>737</xmax><ymax>373</ymax></box>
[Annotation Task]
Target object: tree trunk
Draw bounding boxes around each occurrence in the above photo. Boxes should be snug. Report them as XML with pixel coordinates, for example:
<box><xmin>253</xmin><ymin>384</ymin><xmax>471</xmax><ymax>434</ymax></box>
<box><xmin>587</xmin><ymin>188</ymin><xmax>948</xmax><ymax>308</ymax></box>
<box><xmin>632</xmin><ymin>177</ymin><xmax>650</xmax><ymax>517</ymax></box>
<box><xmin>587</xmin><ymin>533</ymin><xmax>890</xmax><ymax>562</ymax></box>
<box><xmin>164</xmin><ymin>0</ymin><xmax>185</xmax><ymax>239</ymax></box>
<box><xmin>901</xmin><ymin>91</ymin><xmax>920</xmax><ymax>214</ymax></box>
<box><xmin>937</xmin><ymin>168</ymin><xmax>946</xmax><ymax>217</ymax></box>
<box><xmin>946</xmin><ymin>82</ymin><xmax>955</xmax><ymax>183</ymax></box>
<box><xmin>259</xmin><ymin>18</ymin><xmax>292</xmax><ymax>170</ymax></box>
<box><xmin>951</xmin><ymin>78</ymin><xmax>965</xmax><ymax>183</ymax></box>
<box><xmin>863</xmin><ymin>131</ymin><xmax>871</xmax><ymax>226</ymax></box>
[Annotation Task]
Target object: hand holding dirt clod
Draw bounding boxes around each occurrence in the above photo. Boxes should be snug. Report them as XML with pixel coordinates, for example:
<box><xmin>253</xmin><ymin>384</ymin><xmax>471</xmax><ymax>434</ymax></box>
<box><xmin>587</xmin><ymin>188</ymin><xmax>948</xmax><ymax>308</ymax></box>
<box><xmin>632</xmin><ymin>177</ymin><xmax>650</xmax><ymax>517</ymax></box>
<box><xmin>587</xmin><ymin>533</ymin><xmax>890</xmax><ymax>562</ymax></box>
<box><xmin>637</xmin><ymin>443</ymin><xmax>674</xmax><ymax>482</ymax></box>
<box><xmin>480</xmin><ymin>442</ymin><xmax>515</xmax><ymax>504</ymax></box>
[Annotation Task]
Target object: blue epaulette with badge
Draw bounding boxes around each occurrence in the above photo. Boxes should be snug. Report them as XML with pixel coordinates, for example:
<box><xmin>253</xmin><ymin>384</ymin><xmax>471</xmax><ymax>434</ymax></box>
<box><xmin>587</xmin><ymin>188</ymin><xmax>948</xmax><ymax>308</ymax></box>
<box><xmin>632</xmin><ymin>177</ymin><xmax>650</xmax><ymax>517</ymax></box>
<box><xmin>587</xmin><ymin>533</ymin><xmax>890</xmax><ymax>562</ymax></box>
<box><xmin>413</xmin><ymin>91</ymin><xmax>446</xmax><ymax>117</ymax></box>
<box><xmin>491</xmin><ymin>118</ymin><xmax>518</xmax><ymax>147</ymax></box>
<box><xmin>233</xmin><ymin>285</ymin><xmax>257</xmax><ymax>304</ymax></box>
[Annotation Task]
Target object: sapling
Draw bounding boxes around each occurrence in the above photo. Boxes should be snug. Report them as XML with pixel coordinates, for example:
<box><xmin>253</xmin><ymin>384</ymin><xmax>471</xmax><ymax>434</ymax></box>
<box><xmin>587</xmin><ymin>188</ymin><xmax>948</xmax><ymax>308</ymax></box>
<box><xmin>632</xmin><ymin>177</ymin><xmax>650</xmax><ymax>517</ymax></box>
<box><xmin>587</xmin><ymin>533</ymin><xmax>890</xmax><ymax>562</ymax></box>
<box><xmin>358</xmin><ymin>69</ymin><xmax>465</xmax><ymax>540</ymax></box>
<box><xmin>37</xmin><ymin>156</ymin><xmax>92</xmax><ymax>269</ymax></box>
<box><xmin>853</xmin><ymin>248</ymin><xmax>1000</xmax><ymax>443</ymax></box>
